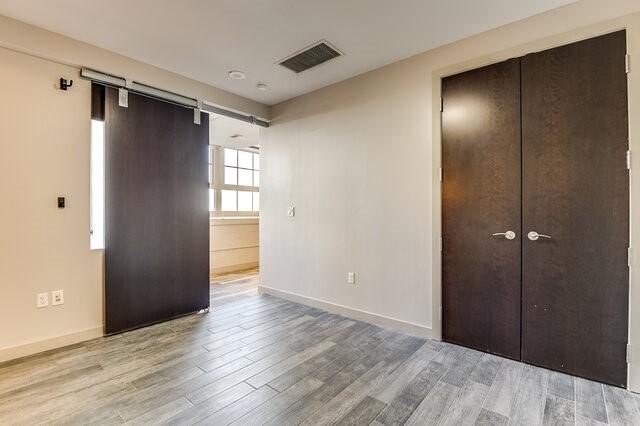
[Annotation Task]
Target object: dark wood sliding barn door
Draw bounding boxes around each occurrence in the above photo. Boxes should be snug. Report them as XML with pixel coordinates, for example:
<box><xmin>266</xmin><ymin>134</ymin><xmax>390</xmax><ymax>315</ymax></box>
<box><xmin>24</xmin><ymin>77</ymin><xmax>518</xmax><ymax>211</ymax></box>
<box><xmin>442</xmin><ymin>58</ymin><xmax>522</xmax><ymax>360</ymax></box>
<box><xmin>103</xmin><ymin>87</ymin><xmax>210</xmax><ymax>334</ymax></box>
<box><xmin>521</xmin><ymin>31</ymin><xmax>629</xmax><ymax>387</ymax></box>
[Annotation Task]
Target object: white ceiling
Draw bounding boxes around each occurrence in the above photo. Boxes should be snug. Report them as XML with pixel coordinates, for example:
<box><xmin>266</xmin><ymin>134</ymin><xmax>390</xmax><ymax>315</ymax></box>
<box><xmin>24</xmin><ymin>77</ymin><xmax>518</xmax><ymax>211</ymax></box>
<box><xmin>210</xmin><ymin>114</ymin><xmax>260</xmax><ymax>149</ymax></box>
<box><xmin>0</xmin><ymin>0</ymin><xmax>575</xmax><ymax>105</ymax></box>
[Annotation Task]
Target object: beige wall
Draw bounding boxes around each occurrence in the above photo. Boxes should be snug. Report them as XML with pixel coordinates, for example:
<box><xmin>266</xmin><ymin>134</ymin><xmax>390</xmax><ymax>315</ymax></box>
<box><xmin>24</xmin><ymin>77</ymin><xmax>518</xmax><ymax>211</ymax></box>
<box><xmin>261</xmin><ymin>0</ymin><xmax>640</xmax><ymax>390</ymax></box>
<box><xmin>210</xmin><ymin>218</ymin><xmax>259</xmax><ymax>276</ymax></box>
<box><xmin>0</xmin><ymin>14</ymin><xmax>269</xmax><ymax>120</ymax></box>
<box><xmin>0</xmin><ymin>47</ymin><xmax>103</xmax><ymax>361</ymax></box>
<box><xmin>0</xmin><ymin>15</ymin><xmax>269</xmax><ymax>362</ymax></box>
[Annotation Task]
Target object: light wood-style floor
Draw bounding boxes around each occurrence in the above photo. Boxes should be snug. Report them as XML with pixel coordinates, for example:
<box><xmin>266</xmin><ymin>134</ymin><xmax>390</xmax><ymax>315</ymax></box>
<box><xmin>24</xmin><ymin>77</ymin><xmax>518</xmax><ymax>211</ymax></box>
<box><xmin>210</xmin><ymin>268</ymin><xmax>259</xmax><ymax>300</ymax></box>
<box><xmin>1</xmin><ymin>279</ymin><xmax>639</xmax><ymax>425</ymax></box>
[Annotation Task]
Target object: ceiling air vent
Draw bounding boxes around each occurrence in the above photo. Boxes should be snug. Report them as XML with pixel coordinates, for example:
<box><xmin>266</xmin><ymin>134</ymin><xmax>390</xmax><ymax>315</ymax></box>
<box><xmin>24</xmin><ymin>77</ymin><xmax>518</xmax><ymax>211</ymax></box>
<box><xmin>279</xmin><ymin>41</ymin><xmax>342</xmax><ymax>73</ymax></box>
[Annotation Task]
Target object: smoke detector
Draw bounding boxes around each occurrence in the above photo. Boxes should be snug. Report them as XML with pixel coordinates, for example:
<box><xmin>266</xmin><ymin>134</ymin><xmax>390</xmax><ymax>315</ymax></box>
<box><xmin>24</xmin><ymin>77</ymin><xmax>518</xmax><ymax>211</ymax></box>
<box><xmin>228</xmin><ymin>70</ymin><xmax>246</xmax><ymax>80</ymax></box>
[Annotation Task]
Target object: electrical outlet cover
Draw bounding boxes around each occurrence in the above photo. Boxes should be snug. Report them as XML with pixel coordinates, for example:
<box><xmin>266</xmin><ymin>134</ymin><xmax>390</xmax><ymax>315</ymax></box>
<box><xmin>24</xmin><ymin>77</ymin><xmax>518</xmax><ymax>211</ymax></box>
<box><xmin>37</xmin><ymin>292</ymin><xmax>49</xmax><ymax>308</ymax></box>
<box><xmin>52</xmin><ymin>289</ymin><xmax>64</xmax><ymax>305</ymax></box>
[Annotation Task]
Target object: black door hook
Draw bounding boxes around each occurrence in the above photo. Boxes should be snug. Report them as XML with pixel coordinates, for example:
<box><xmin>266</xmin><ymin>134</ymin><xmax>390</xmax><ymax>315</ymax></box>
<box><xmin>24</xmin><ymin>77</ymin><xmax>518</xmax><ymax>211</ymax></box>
<box><xmin>60</xmin><ymin>78</ymin><xmax>73</xmax><ymax>90</ymax></box>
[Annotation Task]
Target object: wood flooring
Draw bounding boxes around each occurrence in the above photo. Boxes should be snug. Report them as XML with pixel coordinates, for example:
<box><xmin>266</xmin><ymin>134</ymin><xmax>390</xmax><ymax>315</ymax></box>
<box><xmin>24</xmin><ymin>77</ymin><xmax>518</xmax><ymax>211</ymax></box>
<box><xmin>1</xmin><ymin>278</ymin><xmax>639</xmax><ymax>425</ymax></box>
<box><xmin>210</xmin><ymin>268</ymin><xmax>259</xmax><ymax>300</ymax></box>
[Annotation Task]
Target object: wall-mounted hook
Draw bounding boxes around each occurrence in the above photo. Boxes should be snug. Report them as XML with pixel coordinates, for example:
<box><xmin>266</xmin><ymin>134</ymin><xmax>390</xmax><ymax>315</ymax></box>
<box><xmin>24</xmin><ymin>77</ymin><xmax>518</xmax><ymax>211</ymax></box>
<box><xmin>59</xmin><ymin>78</ymin><xmax>73</xmax><ymax>90</ymax></box>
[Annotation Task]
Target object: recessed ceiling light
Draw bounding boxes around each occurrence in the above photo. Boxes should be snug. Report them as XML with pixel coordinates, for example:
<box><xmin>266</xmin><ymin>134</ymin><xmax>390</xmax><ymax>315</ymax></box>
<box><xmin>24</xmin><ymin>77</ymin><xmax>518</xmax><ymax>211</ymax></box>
<box><xmin>256</xmin><ymin>83</ymin><xmax>268</xmax><ymax>91</ymax></box>
<box><xmin>230</xmin><ymin>134</ymin><xmax>243</xmax><ymax>139</ymax></box>
<box><xmin>228</xmin><ymin>70</ymin><xmax>246</xmax><ymax>80</ymax></box>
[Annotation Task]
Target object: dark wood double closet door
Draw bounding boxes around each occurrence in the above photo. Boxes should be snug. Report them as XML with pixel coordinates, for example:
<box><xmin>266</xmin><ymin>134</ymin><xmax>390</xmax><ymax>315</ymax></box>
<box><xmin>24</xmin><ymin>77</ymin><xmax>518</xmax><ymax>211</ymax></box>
<box><xmin>442</xmin><ymin>31</ymin><xmax>629</xmax><ymax>387</ymax></box>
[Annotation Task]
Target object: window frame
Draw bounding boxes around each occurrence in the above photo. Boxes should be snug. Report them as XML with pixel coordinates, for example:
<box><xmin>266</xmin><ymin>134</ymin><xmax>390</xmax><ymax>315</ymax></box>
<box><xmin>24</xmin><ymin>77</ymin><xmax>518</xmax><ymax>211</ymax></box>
<box><xmin>210</xmin><ymin>145</ymin><xmax>259</xmax><ymax>216</ymax></box>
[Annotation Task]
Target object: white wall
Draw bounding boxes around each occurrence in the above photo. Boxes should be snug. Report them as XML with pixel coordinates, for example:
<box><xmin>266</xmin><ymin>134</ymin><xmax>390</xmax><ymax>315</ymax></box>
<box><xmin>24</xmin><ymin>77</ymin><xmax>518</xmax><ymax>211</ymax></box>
<box><xmin>210</xmin><ymin>218</ymin><xmax>259</xmax><ymax>276</ymax></box>
<box><xmin>260</xmin><ymin>51</ymin><xmax>435</xmax><ymax>335</ymax></box>
<box><xmin>260</xmin><ymin>0</ymin><xmax>640</xmax><ymax>389</ymax></box>
<box><xmin>261</xmin><ymin>72</ymin><xmax>433</xmax><ymax>332</ymax></box>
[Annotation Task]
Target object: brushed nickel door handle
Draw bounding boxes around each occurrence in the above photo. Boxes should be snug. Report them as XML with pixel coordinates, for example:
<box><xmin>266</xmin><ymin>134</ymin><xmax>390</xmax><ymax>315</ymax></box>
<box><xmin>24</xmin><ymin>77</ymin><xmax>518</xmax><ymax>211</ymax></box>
<box><xmin>527</xmin><ymin>231</ymin><xmax>551</xmax><ymax>241</ymax></box>
<box><xmin>492</xmin><ymin>230</ymin><xmax>516</xmax><ymax>240</ymax></box>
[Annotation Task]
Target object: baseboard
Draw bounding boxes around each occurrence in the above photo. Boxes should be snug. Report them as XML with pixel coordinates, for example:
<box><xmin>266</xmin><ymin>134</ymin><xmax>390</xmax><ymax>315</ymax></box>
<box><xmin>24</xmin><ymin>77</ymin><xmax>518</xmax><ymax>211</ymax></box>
<box><xmin>211</xmin><ymin>261</ymin><xmax>259</xmax><ymax>277</ymax></box>
<box><xmin>0</xmin><ymin>326</ymin><xmax>104</xmax><ymax>364</ymax></box>
<box><xmin>258</xmin><ymin>285</ymin><xmax>433</xmax><ymax>339</ymax></box>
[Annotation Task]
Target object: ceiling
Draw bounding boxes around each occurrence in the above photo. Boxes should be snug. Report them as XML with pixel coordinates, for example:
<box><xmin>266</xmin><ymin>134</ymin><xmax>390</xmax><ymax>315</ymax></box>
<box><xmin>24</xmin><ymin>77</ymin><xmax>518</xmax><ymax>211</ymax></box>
<box><xmin>210</xmin><ymin>114</ymin><xmax>260</xmax><ymax>149</ymax></box>
<box><xmin>0</xmin><ymin>0</ymin><xmax>576</xmax><ymax>105</ymax></box>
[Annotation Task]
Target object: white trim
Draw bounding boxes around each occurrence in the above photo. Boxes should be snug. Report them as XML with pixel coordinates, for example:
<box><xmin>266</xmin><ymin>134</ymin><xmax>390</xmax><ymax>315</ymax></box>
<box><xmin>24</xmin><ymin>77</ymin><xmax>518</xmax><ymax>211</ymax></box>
<box><xmin>0</xmin><ymin>326</ymin><xmax>104</xmax><ymax>364</ymax></box>
<box><xmin>259</xmin><ymin>285</ymin><xmax>433</xmax><ymax>339</ymax></box>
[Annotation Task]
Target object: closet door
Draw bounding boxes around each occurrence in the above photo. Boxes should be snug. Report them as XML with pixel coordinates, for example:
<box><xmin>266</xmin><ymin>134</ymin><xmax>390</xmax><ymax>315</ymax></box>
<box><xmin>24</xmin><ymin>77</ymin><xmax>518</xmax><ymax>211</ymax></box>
<box><xmin>442</xmin><ymin>58</ymin><xmax>522</xmax><ymax>359</ymax></box>
<box><xmin>521</xmin><ymin>31</ymin><xmax>629</xmax><ymax>386</ymax></box>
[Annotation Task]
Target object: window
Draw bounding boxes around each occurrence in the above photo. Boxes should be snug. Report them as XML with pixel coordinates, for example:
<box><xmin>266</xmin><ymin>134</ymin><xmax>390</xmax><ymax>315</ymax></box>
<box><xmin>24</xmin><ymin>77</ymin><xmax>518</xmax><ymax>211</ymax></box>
<box><xmin>210</xmin><ymin>146</ymin><xmax>259</xmax><ymax>215</ymax></box>
<box><xmin>224</xmin><ymin>148</ymin><xmax>260</xmax><ymax>188</ymax></box>
<box><xmin>238</xmin><ymin>191</ymin><xmax>253</xmax><ymax>211</ymax></box>
<box><xmin>90</xmin><ymin>120</ymin><xmax>105</xmax><ymax>249</ymax></box>
<box><xmin>208</xmin><ymin>188</ymin><xmax>215</xmax><ymax>211</ymax></box>
<box><xmin>221</xmin><ymin>189</ymin><xmax>237</xmax><ymax>211</ymax></box>
<box><xmin>208</xmin><ymin>146</ymin><xmax>213</xmax><ymax>184</ymax></box>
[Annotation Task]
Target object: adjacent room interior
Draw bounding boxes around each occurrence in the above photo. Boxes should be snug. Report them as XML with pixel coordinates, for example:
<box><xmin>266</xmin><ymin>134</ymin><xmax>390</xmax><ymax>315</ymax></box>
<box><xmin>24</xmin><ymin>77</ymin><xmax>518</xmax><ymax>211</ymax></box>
<box><xmin>1</xmin><ymin>1</ymin><xmax>640</xmax><ymax>425</ymax></box>
<box><xmin>208</xmin><ymin>115</ymin><xmax>261</xmax><ymax>299</ymax></box>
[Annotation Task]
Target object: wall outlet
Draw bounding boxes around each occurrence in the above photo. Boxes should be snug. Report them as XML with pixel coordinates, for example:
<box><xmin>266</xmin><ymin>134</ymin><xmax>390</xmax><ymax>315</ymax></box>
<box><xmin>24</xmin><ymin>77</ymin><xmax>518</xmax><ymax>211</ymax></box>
<box><xmin>37</xmin><ymin>292</ymin><xmax>49</xmax><ymax>308</ymax></box>
<box><xmin>348</xmin><ymin>272</ymin><xmax>356</xmax><ymax>285</ymax></box>
<box><xmin>287</xmin><ymin>206</ymin><xmax>295</xmax><ymax>217</ymax></box>
<box><xmin>52</xmin><ymin>289</ymin><xmax>64</xmax><ymax>306</ymax></box>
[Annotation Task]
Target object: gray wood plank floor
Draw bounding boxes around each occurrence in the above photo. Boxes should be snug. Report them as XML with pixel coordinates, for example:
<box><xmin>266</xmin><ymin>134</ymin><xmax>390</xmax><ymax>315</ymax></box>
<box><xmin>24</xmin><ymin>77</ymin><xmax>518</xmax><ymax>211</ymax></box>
<box><xmin>1</xmin><ymin>279</ymin><xmax>639</xmax><ymax>425</ymax></box>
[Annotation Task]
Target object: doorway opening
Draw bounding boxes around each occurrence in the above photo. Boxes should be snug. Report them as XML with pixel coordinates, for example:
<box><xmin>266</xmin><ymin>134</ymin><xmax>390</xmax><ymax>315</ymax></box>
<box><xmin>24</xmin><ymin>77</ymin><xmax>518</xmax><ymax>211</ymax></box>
<box><xmin>208</xmin><ymin>114</ymin><xmax>261</xmax><ymax>301</ymax></box>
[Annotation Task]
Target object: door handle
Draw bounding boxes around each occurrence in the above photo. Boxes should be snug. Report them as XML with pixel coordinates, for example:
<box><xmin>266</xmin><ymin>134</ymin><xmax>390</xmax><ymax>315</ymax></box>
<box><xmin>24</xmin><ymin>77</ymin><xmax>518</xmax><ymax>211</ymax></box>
<box><xmin>527</xmin><ymin>231</ymin><xmax>551</xmax><ymax>241</ymax></box>
<box><xmin>492</xmin><ymin>230</ymin><xmax>516</xmax><ymax>240</ymax></box>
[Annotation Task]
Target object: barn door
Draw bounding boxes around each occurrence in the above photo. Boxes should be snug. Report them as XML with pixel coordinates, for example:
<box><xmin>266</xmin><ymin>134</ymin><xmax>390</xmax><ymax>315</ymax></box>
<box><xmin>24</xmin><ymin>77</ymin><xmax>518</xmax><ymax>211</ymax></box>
<box><xmin>102</xmin><ymin>87</ymin><xmax>210</xmax><ymax>334</ymax></box>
